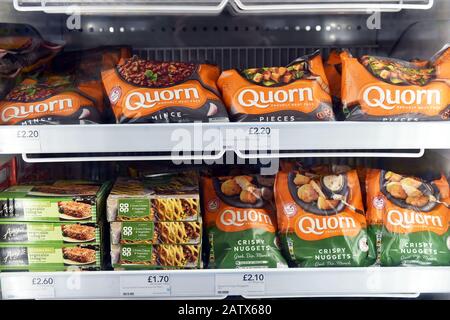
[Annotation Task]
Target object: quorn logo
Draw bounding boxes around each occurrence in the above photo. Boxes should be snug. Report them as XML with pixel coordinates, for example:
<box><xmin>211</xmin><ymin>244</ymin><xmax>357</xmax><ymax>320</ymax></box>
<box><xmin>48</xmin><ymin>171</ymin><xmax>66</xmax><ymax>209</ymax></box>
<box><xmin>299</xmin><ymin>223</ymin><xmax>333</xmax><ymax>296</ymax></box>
<box><xmin>294</xmin><ymin>214</ymin><xmax>362</xmax><ymax>240</ymax></box>
<box><xmin>217</xmin><ymin>209</ymin><xmax>275</xmax><ymax>232</ymax></box>
<box><xmin>125</xmin><ymin>88</ymin><xmax>201</xmax><ymax>111</ymax></box>
<box><xmin>362</xmin><ymin>86</ymin><xmax>441</xmax><ymax>110</ymax></box>
<box><xmin>236</xmin><ymin>87</ymin><xmax>314</xmax><ymax>109</ymax></box>
<box><xmin>1</xmin><ymin>99</ymin><xmax>73</xmax><ymax>122</ymax></box>
<box><xmin>387</xmin><ymin>210</ymin><xmax>444</xmax><ymax>229</ymax></box>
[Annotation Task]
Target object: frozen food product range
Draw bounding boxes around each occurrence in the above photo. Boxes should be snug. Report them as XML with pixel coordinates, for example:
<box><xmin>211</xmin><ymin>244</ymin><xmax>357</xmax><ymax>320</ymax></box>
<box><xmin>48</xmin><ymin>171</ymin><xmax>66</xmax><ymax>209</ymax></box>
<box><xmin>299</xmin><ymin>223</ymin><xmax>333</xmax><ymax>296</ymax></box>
<box><xmin>111</xmin><ymin>244</ymin><xmax>201</xmax><ymax>270</ymax></box>
<box><xmin>203</xmin><ymin>175</ymin><xmax>288</xmax><ymax>269</ymax></box>
<box><xmin>0</xmin><ymin>244</ymin><xmax>101</xmax><ymax>271</ymax></box>
<box><xmin>110</xmin><ymin>221</ymin><xmax>202</xmax><ymax>245</ymax></box>
<box><xmin>275</xmin><ymin>166</ymin><xmax>375</xmax><ymax>267</ymax></box>
<box><xmin>217</xmin><ymin>52</ymin><xmax>335</xmax><ymax>122</ymax></box>
<box><xmin>0</xmin><ymin>221</ymin><xmax>99</xmax><ymax>244</ymax></box>
<box><xmin>366</xmin><ymin>169</ymin><xmax>450</xmax><ymax>266</ymax></box>
<box><xmin>107</xmin><ymin>172</ymin><xmax>200</xmax><ymax>222</ymax></box>
<box><xmin>102</xmin><ymin>56</ymin><xmax>229</xmax><ymax>123</ymax></box>
<box><xmin>0</xmin><ymin>180</ymin><xmax>111</xmax><ymax>222</ymax></box>
<box><xmin>341</xmin><ymin>45</ymin><xmax>450</xmax><ymax>121</ymax></box>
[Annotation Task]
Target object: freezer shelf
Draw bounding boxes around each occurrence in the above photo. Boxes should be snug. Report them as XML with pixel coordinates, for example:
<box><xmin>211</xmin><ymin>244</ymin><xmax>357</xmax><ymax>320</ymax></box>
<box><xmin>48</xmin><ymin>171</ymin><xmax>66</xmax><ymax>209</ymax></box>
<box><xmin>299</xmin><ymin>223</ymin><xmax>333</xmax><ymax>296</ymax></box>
<box><xmin>0</xmin><ymin>122</ymin><xmax>448</xmax><ymax>156</ymax></box>
<box><xmin>2</xmin><ymin>267</ymin><xmax>450</xmax><ymax>299</ymax></box>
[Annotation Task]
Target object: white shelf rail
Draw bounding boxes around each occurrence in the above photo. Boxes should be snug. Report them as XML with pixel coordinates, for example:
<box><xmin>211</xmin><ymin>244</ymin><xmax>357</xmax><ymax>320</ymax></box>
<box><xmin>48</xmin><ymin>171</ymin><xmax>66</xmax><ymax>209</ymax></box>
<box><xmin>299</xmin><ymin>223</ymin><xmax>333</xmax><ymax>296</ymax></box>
<box><xmin>231</xmin><ymin>0</ymin><xmax>434</xmax><ymax>13</ymax></box>
<box><xmin>2</xmin><ymin>267</ymin><xmax>450</xmax><ymax>300</ymax></box>
<box><xmin>12</xmin><ymin>0</ymin><xmax>433</xmax><ymax>14</ymax></box>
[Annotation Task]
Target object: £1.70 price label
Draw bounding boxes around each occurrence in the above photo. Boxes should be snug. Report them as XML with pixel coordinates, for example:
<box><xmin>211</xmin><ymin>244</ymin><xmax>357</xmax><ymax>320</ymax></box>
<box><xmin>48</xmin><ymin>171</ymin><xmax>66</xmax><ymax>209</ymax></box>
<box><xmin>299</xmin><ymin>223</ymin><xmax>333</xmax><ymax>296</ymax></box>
<box><xmin>215</xmin><ymin>272</ymin><xmax>266</xmax><ymax>297</ymax></box>
<box><xmin>1</xmin><ymin>276</ymin><xmax>55</xmax><ymax>299</ymax></box>
<box><xmin>120</xmin><ymin>274</ymin><xmax>171</xmax><ymax>297</ymax></box>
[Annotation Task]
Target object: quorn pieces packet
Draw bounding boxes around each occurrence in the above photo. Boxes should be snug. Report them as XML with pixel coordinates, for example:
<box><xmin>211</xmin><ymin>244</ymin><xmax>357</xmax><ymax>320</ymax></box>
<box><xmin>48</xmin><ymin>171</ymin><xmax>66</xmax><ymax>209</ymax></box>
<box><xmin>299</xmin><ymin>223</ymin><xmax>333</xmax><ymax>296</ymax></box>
<box><xmin>366</xmin><ymin>169</ymin><xmax>450</xmax><ymax>266</ymax></box>
<box><xmin>203</xmin><ymin>175</ymin><xmax>288</xmax><ymax>269</ymax></box>
<box><xmin>341</xmin><ymin>44</ymin><xmax>450</xmax><ymax>121</ymax></box>
<box><xmin>101</xmin><ymin>56</ymin><xmax>229</xmax><ymax>123</ymax></box>
<box><xmin>275</xmin><ymin>168</ymin><xmax>375</xmax><ymax>267</ymax></box>
<box><xmin>217</xmin><ymin>51</ymin><xmax>335</xmax><ymax>122</ymax></box>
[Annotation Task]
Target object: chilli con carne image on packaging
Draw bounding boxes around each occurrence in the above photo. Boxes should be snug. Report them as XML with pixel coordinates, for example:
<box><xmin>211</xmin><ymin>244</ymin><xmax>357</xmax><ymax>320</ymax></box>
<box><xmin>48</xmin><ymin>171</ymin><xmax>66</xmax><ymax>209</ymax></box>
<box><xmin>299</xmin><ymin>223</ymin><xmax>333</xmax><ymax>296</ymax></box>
<box><xmin>340</xmin><ymin>45</ymin><xmax>450</xmax><ymax>121</ymax></box>
<box><xmin>101</xmin><ymin>56</ymin><xmax>229</xmax><ymax>123</ymax></box>
<box><xmin>217</xmin><ymin>51</ymin><xmax>335</xmax><ymax>122</ymax></box>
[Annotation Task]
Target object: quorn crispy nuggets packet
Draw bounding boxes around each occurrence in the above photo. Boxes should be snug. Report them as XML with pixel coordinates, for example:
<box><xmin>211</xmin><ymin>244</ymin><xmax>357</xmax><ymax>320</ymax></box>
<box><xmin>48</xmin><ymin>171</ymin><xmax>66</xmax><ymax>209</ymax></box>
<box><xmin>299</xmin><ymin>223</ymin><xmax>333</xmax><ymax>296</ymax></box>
<box><xmin>217</xmin><ymin>51</ymin><xmax>335</xmax><ymax>122</ymax></box>
<box><xmin>102</xmin><ymin>56</ymin><xmax>229</xmax><ymax>123</ymax></box>
<box><xmin>366</xmin><ymin>169</ymin><xmax>450</xmax><ymax>266</ymax></box>
<box><xmin>203</xmin><ymin>175</ymin><xmax>288</xmax><ymax>268</ymax></box>
<box><xmin>341</xmin><ymin>45</ymin><xmax>450</xmax><ymax>121</ymax></box>
<box><xmin>275</xmin><ymin>167</ymin><xmax>375</xmax><ymax>267</ymax></box>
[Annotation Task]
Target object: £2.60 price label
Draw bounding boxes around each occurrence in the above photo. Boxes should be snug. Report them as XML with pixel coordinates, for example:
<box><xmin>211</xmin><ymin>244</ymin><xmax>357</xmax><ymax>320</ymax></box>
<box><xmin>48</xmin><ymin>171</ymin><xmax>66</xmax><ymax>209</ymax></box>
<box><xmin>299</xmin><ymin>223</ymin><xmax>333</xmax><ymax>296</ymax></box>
<box><xmin>215</xmin><ymin>272</ymin><xmax>265</xmax><ymax>296</ymax></box>
<box><xmin>1</xmin><ymin>276</ymin><xmax>55</xmax><ymax>299</ymax></box>
<box><xmin>120</xmin><ymin>274</ymin><xmax>171</xmax><ymax>297</ymax></box>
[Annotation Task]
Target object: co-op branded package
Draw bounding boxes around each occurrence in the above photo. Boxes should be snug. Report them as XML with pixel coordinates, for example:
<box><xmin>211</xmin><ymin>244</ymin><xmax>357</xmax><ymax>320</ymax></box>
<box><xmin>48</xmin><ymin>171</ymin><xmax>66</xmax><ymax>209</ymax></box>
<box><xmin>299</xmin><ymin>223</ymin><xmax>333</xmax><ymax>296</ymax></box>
<box><xmin>101</xmin><ymin>56</ymin><xmax>229</xmax><ymax>123</ymax></box>
<box><xmin>275</xmin><ymin>168</ymin><xmax>375</xmax><ymax>267</ymax></box>
<box><xmin>217</xmin><ymin>51</ymin><xmax>335</xmax><ymax>122</ymax></box>
<box><xmin>0</xmin><ymin>180</ymin><xmax>111</xmax><ymax>222</ymax></box>
<box><xmin>107</xmin><ymin>173</ymin><xmax>200</xmax><ymax>222</ymax></box>
<box><xmin>203</xmin><ymin>175</ymin><xmax>288</xmax><ymax>268</ymax></box>
<box><xmin>111</xmin><ymin>243</ymin><xmax>202</xmax><ymax>270</ymax></box>
<box><xmin>341</xmin><ymin>45</ymin><xmax>450</xmax><ymax>121</ymax></box>
<box><xmin>366</xmin><ymin>169</ymin><xmax>450</xmax><ymax>266</ymax></box>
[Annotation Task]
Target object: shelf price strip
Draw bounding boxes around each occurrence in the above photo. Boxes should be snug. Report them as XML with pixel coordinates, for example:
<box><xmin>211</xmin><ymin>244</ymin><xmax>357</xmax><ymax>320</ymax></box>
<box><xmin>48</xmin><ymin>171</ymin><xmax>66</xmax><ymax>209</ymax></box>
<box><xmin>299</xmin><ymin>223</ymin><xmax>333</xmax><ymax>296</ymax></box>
<box><xmin>1</xmin><ymin>275</ymin><xmax>55</xmax><ymax>299</ymax></box>
<box><xmin>119</xmin><ymin>274</ymin><xmax>172</xmax><ymax>297</ymax></box>
<box><xmin>215</xmin><ymin>272</ymin><xmax>266</xmax><ymax>296</ymax></box>
<box><xmin>0</xmin><ymin>128</ymin><xmax>41</xmax><ymax>153</ymax></box>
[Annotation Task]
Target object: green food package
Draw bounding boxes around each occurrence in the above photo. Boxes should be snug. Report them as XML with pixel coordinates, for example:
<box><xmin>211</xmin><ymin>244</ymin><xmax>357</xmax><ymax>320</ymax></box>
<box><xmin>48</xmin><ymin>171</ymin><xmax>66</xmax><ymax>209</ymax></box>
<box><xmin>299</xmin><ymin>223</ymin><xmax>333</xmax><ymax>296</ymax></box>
<box><xmin>0</xmin><ymin>180</ymin><xmax>111</xmax><ymax>222</ymax></box>
<box><xmin>0</xmin><ymin>243</ymin><xmax>101</xmax><ymax>271</ymax></box>
<box><xmin>366</xmin><ymin>169</ymin><xmax>450</xmax><ymax>266</ymax></box>
<box><xmin>203</xmin><ymin>175</ymin><xmax>288</xmax><ymax>269</ymax></box>
<box><xmin>0</xmin><ymin>221</ymin><xmax>100</xmax><ymax>245</ymax></box>
<box><xmin>276</xmin><ymin>168</ymin><xmax>375</xmax><ymax>267</ymax></box>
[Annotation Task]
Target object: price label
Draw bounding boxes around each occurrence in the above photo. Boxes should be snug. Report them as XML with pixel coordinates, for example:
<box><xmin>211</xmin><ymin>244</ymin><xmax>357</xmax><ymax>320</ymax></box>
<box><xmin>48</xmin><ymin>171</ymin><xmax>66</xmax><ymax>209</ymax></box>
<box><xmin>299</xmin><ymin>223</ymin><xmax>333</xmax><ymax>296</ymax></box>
<box><xmin>0</xmin><ymin>128</ymin><xmax>41</xmax><ymax>153</ymax></box>
<box><xmin>215</xmin><ymin>272</ymin><xmax>265</xmax><ymax>296</ymax></box>
<box><xmin>248</xmin><ymin>127</ymin><xmax>271</xmax><ymax>136</ymax></box>
<box><xmin>120</xmin><ymin>274</ymin><xmax>171</xmax><ymax>297</ymax></box>
<box><xmin>1</xmin><ymin>276</ymin><xmax>55</xmax><ymax>299</ymax></box>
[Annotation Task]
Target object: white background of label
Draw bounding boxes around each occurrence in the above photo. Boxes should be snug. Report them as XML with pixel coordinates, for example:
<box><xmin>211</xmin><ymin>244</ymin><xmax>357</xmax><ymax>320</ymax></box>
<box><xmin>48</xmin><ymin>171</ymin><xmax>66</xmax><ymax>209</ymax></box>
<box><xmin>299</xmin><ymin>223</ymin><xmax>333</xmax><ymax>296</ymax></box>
<box><xmin>1</xmin><ymin>276</ymin><xmax>55</xmax><ymax>299</ymax></box>
<box><xmin>0</xmin><ymin>128</ymin><xmax>41</xmax><ymax>153</ymax></box>
<box><xmin>119</xmin><ymin>275</ymin><xmax>171</xmax><ymax>297</ymax></box>
<box><xmin>215</xmin><ymin>273</ymin><xmax>265</xmax><ymax>296</ymax></box>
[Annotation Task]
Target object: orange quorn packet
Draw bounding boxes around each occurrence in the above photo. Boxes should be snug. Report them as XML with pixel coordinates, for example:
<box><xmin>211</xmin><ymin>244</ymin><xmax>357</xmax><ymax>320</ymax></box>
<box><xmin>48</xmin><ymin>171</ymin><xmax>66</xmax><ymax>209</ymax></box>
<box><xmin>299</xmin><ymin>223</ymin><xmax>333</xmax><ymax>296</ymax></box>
<box><xmin>102</xmin><ymin>56</ymin><xmax>229</xmax><ymax>123</ymax></box>
<box><xmin>217</xmin><ymin>51</ymin><xmax>335</xmax><ymax>122</ymax></box>
<box><xmin>341</xmin><ymin>45</ymin><xmax>450</xmax><ymax>121</ymax></box>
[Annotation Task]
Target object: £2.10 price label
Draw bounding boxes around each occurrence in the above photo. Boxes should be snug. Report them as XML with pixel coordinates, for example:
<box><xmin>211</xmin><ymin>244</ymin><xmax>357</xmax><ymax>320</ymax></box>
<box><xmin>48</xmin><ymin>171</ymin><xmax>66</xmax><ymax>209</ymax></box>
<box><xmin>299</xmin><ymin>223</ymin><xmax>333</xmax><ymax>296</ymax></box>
<box><xmin>1</xmin><ymin>275</ymin><xmax>55</xmax><ymax>299</ymax></box>
<box><xmin>215</xmin><ymin>272</ymin><xmax>266</xmax><ymax>296</ymax></box>
<box><xmin>120</xmin><ymin>274</ymin><xmax>171</xmax><ymax>297</ymax></box>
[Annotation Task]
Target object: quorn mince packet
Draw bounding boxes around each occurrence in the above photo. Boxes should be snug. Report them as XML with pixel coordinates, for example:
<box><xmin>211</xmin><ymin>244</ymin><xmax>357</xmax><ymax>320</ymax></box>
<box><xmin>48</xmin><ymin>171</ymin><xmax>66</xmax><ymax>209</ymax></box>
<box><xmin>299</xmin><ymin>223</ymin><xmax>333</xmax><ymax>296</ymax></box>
<box><xmin>202</xmin><ymin>175</ymin><xmax>288</xmax><ymax>269</ymax></box>
<box><xmin>340</xmin><ymin>45</ymin><xmax>450</xmax><ymax>121</ymax></box>
<box><xmin>110</xmin><ymin>244</ymin><xmax>202</xmax><ymax>269</ymax></box>
<box><xmin>0</xmin><ymin>72</ymin><xmax>105</xmax><ymax>125</ymax></box>
<box><xmin>0</xmin><ymin>180</ymin><xmax>111</xmax><ymax>222</ymax></box>
<box><xmin>0</xmin><ymin>221</ymin><xmax>100</xmax><ymax>245</ymax></box>
<box><xmin>366</xmin><ymin>169</ymin><xmax>450</xmax><ymax>266</ymax></box>
<box><xmin>0</xmin><ymin>243</ymin><xmax>101</xmax><ymax>271</ymax></box>
<box><xmin>101</xmin><ymin>56</ymin><xmax>229</xmax><ymax>123</ymax></box>
<box><xmin>107</xmin><ymin>173</ymin><xmax>200</xmax><ymax>222</ymax></box>
<box><xmin>217</xmin><ymin>51</ymin><xmax>335</xmax><ymax>122</ymax></box>
<box><xmin>110</xmin><ymin>220</ymin><xmax>202</xmax><ymax>245</ymax></box>
<box><xmin>275</xmin><ymin>169</ymin><xmax>375</xmax><ymax>267</ymax></box>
